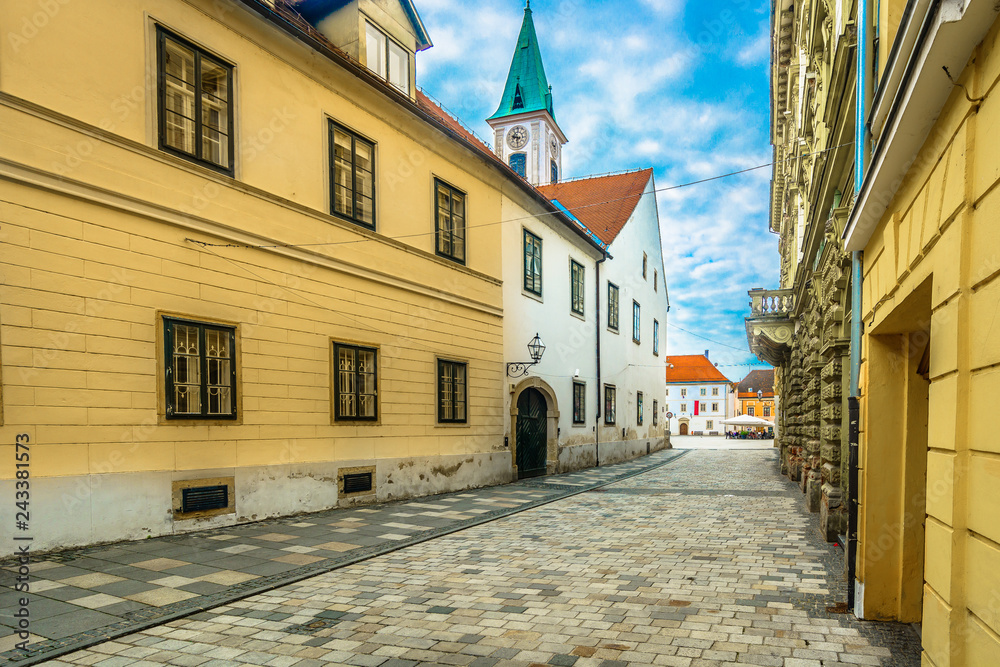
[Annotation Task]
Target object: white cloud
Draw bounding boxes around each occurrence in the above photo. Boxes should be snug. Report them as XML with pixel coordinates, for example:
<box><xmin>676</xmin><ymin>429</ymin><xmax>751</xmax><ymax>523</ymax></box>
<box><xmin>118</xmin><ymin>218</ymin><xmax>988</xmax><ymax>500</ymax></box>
<box><xmin>736</xmin><ymin>25</ymin><xmax>770</xmax><ymax>67</ymax></box>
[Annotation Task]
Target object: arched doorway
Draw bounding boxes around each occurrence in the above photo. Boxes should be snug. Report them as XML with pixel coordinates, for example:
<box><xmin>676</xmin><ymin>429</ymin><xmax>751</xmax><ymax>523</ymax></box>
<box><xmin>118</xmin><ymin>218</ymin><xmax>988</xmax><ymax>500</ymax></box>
<box><xmin>516</xmin><ymin>388</ymin><xmax>548</xmax><ymax>479</ymax></box>
<box><xmin>679</xmin><ymin>422</ymin><xmax>689</xmax><ymax>435</ymax></box>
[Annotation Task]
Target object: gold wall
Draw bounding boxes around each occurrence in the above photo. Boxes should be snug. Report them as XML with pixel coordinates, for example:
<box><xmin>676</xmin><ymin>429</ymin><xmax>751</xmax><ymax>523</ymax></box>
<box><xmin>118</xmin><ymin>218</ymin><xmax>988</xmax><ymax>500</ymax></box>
<box><xmin>0</xmin><ymin>0</ymin><xmax>512</xmax><ymax>551</ymax></box>
<box><xmin>857</xmin><ymin>17</ymin><xmax>1000</xmax><ymax>666</ymax></box>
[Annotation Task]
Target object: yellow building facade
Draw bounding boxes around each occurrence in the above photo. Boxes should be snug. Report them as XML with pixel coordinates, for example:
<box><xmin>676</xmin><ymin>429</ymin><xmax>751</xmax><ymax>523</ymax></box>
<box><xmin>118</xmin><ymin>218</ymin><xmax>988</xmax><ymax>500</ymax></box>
<box><xmin>0</xmin><ymin>0</ymin><xmax>576</xmax><ymax>554</ymax></box>
<box><xmin>844</xmin><ymin>3</ymin><xmax>1000</xmax><ymax>664</ymax></box>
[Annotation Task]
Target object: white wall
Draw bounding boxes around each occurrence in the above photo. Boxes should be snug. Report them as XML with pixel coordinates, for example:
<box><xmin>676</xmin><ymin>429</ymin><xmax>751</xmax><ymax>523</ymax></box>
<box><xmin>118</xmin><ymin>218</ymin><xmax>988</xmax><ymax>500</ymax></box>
<box><xmin>665</xmin><ymin>381</ymin><xmax>731</xmax><ymax>433</ymax></box>
<box><xmin>501</xmin><ymin>192</ymin><xmax>603</xmax><ymax>454</ymax></box>
<box><xmin>599</xmin><ymin>178</ymin><xmax>669</xmax><ymax>446</ymax></box>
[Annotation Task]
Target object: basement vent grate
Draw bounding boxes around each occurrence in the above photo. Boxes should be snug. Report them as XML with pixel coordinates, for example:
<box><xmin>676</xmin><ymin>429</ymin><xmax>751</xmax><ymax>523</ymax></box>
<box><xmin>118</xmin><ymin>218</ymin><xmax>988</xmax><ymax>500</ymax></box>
<box><xmin>182</xmin><ymin>485</ymin><xmax>228</xmax><ymax>513</ymax></box>
<box><xmin>343</xmin><ymin>472</ymin><xmax>373</xmax><ymax>494</ymax></box>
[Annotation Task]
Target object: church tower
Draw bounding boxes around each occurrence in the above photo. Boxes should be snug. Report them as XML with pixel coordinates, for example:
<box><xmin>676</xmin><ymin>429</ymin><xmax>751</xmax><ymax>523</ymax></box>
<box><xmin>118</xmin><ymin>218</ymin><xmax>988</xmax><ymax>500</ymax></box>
<box><xmin>487</xmin><ymin>2</ymin><xmax>567</xmax><ymax>186</ymax></box>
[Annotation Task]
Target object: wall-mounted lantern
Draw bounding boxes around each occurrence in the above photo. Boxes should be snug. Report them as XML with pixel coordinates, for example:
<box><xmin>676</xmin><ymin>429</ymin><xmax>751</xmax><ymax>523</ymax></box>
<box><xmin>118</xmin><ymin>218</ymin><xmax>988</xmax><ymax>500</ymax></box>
<box><xmin>507</xmin><ymin>333</ymin><xmax>545</xmax><ymax>378</ymax></box>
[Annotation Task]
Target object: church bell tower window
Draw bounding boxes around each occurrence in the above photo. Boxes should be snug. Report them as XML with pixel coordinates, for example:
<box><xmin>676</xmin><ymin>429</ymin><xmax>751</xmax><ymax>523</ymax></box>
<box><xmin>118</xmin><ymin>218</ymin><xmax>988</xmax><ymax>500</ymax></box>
<box><xmin>550</xmin><ymin>160</ymin><xmax>558</xmax><ymax>184</ymax></box>
<box><xmin>510</xmin><ymin>152</ymin><xmax>527</xmax><ymax>178</ymax></box>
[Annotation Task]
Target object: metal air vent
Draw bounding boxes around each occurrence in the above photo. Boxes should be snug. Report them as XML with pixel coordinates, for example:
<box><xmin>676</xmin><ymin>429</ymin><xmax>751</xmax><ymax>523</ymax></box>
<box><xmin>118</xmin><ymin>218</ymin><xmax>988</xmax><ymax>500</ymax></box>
<box><xmin>182</xmin><ymin>485</ymin><xmax>228</xmax><ymax>513</ymax></box>
<box><xmin>343</xmin><ymin>472</ymin><xmax>373</xmax><ymax>494</ymax></box>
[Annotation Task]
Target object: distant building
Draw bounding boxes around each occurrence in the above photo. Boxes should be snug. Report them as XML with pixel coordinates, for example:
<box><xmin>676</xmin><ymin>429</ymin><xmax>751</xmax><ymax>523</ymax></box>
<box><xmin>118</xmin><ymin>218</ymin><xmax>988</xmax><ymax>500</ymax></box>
<box><xmin>664</xmin><ymin>354</ymin><xmax>731</xmax><ymax>435</ymax></box>
<box><xmin>736</xmin><ymin>369</ymin><xmax>776</xmax><ymax>431</ymax></box>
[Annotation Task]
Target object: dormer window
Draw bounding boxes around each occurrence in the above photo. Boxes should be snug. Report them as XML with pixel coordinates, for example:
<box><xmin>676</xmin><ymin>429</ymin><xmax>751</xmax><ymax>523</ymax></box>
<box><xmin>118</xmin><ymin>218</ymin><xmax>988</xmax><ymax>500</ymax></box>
<box><xmin>365</xmin><ymin>22</ymin><xmax>410</xmax><ymax>94</ymax></box>
<box><xmin>512</xmin><ymin>84</ymin><xmax>524</xmax><ymax>110</ymax></box>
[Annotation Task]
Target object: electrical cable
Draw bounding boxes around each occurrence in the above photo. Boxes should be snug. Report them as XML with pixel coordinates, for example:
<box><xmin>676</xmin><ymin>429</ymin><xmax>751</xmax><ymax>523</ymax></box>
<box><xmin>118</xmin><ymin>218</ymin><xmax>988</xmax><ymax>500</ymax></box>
<box><xmin>186</xmin><ymin>141</ymin><xmax>855</xmax><ymax>250</ymax></box>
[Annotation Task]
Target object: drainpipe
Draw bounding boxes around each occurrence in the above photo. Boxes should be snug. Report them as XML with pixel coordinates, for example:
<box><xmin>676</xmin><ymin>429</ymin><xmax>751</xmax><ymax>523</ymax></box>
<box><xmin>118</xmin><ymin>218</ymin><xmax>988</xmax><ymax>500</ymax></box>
<box><xmin>847</xmin><ymin>0</ymin><xmax>873</xmax><ymax>614</ymax></box>
<box><xmin>595</xmin><ymin>253</ymin><xmax>609</xmax><ymax>466</ymax></box>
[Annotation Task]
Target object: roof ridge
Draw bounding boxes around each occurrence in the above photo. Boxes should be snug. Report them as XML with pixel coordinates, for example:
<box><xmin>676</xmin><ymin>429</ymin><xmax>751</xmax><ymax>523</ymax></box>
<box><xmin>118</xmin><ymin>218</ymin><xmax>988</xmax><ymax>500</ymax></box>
<box><xmin>557</xmin><ymin>166</ymin><xmax>653</xmax><ymax>185</ymax></box>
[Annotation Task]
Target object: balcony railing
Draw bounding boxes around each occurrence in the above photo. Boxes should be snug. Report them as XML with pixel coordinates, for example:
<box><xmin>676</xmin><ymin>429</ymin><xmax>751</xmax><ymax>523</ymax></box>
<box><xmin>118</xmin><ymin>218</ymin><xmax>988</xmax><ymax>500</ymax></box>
<box><xmin>748</xmin><ymin>289</ymin><xmax>795</xmax><ymax>317</ymax></box>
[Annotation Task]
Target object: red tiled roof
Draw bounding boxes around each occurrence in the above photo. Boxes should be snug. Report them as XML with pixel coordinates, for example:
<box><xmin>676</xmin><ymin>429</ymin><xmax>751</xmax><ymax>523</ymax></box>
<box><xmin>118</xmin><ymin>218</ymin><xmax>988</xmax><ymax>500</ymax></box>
<box><xmin>664</xmin><ymin>355</ymin><xmax>731</xmax><ymax>383</ymax></box>
<box><xmin>737</xmin><ymin>369</ymin><xmax>774</xmax><ymax>397</ymax></box>
<box><xmin>536</xmin><ymin>169</ymin><xmax>653</xmax><ymax>245</ymax></box>
<box><xmin>416</xmin><ymin>90</ymin><xmax>498</xmax><ymax>160</ymax></box>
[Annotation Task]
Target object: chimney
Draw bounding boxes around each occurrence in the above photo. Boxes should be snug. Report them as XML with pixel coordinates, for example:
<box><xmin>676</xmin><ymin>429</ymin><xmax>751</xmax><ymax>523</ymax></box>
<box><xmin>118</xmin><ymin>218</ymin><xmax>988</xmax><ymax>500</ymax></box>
<box><xmin>704</xmin><ymin>349</ymin><xmax>709</xmax><ymax>360</ymax></box>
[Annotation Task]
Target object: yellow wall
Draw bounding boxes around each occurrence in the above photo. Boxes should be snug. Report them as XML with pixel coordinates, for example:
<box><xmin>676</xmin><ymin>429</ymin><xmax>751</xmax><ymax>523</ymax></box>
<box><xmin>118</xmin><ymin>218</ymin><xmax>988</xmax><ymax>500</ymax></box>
<box><xmin>739</xmin><ymin>397</ymin><xmax>774</xmax><ymax>419</ymax></box>
<box><xmin>0</xmin><ymin>0</ymin><xmax>516</xmax><ymax>549</ymax></box>
<box><xmin>858</xmin><ymin>16</ymin><xmax>1000</xmax><ymax>666</ymax></box>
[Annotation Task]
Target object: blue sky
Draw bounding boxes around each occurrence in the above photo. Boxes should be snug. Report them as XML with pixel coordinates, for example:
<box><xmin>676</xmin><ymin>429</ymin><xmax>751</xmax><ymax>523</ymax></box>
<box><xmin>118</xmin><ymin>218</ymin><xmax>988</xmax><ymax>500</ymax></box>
<box><xmin>414</xmin><ymin>0</ymin><xmax>775</xmax><ymax>381</ymax></box>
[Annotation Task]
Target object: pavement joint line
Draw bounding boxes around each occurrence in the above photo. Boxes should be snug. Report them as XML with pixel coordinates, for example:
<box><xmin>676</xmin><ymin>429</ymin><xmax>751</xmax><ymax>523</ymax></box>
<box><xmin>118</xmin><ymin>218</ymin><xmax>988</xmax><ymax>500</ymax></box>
<box><xmin>2</xmin><ymin>449</ymin><xmax>692</xmax><ymax>666</ymax></box>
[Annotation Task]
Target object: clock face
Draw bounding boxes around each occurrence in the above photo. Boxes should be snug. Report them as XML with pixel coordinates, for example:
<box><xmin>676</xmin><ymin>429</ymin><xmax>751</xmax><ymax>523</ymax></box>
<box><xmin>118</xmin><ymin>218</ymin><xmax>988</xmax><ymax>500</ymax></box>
<box><xmin>507</xmin><ymin>125</ymin><xmax>528</xmax><ymax>150</ymax></box>
<box><xmin>549</xmin><ymin>135</ymin><xmax>558</xmax><ymax>156</ymax></box>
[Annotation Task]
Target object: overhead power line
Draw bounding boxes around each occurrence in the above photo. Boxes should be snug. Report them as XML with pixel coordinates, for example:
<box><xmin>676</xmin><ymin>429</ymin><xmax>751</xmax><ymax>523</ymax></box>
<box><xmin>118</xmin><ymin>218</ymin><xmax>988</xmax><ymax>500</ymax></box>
<box><xmin>187</xmin><ymin>141</ymin><xmax>855</xmax><ymax>251</ymax></box>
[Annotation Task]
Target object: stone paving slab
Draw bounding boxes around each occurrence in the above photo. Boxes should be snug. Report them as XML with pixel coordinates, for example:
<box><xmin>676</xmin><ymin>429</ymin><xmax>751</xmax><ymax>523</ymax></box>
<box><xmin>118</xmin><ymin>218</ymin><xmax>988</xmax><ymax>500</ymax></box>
<box><xmin>5</xmin><ymin>448</ymin><xmax>921</xmax><ymax>666</ymax></box>
<box><xmin>0</xmin><ymin>451</ymin><xmax>689</xmax><ymax>664</ymax></box>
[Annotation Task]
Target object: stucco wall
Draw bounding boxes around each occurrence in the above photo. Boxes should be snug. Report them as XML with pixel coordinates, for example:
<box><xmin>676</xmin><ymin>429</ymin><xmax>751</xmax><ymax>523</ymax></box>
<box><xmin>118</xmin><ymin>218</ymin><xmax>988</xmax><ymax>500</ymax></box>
<box><xmin>857</xmin><ymin>16</ymin><xmax>1000</xmax><ymax>665</ymax></box>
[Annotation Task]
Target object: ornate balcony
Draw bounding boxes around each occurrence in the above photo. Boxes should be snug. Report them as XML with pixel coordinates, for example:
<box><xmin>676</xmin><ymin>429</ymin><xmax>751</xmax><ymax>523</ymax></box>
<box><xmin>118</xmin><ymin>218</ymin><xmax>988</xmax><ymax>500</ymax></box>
<box><xmin>745</xmin><ymin>288</ymin><xmax>795</xmax><ymax>367</ymax></box>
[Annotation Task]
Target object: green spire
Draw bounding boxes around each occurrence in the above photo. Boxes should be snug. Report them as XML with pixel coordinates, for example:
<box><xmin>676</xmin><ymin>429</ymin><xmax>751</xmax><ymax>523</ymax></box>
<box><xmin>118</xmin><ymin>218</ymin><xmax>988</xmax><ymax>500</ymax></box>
<box><xmin>488</xmin><ymin>2</ymin><xmax>555</xmax><ymax>121</ymax></box>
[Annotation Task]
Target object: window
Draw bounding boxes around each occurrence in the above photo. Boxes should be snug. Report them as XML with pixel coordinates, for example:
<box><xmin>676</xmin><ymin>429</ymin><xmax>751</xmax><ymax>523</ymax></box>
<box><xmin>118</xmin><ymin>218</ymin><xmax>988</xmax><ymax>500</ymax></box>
<box><xmin>712</xmin><ymin>387</ymin><xmax>719</xmax><ymax>396</ymax></box>
<box><xmin>572</xmin><ymin>381</ymin><xmax>586</xmax><ymax>424</ymax></box>
<box><xmin>652</xmin><ymin>400</ymin><xmax>658</xmax><ymax>425</ymax></box>
<box><xmin>680</xmin><ymin>403</ymin><xmax>687</xmax><ymax>413</ymax></box>
<box><xmin>654</xmin><ymin>269</ymin><xmax>658</xmax><ymax>292</ymax></box>
<box><xmin>365</xmin><ymin>22</ymin><xmax>410</xmax><ymax>94</ymax></box>
<box><xmin>512</xmin><ymin>84</ymin><xmax>524</xmax><ymax>110</ymax></box>
<box><xmin>551</xmin><ymin>160</ymin><xmax>558</xmax><ymax>184</ymax></box>
<box><xmin>700</xmin><ymin>402</ymin><xmax>706</xmax><ymax>412</ymax></box>
<box><xmin>632</xmin><ymin>301</ymin><xmax>640</xmax><ymax>343</ymax></box>
<box><xmin>665</xmin><ymin>388</ymin><xmax>670</xmax><ymax>397</ymax></box>
<box><xmin>653</xmin><ymin>319</ymin><xmax>659</xmax><ymax>355</ymax></box>
<box><xmin>748</xmin><ymin>405</ymin><xmax>755</xmax><ymax>416</ymax></box>
<box><xmin>435</xmin><ymin>179</ymin><xmax>466</xmax><ymax>264</ymax></box>
<box><xmin>523</xmin><ymin>229</ymin><xmax>542</xmax><ymax>295</ymax></box>
<box><xmin>437</xmin><ymin>360</ymin><xmax>467</xmax><ymax>423</ymax></box>
<box><xmin>334</xmin><ymin>343</ymin><xmax>377</xmax><ymax>421</ymax></box>
<box><xmin>164</xmin><ymin>317</ymin><xmax>236</xmax><ymax>419</ymax></box>
<box><xmin>608</xmin><ymin>282</ymin><xmax>619</xmax><ymax>330</ymax></box>
<box><xmin>764</xmin><ymin>405</ymin><xmax>771</xmax><ymax>417</ymax></box>
<box><xmin>157</xmin><ymin>28</ymin><xmax>233</xmax><ymax>173</ymax></box>
<box><xmin>637</xmin><ymin>391</ymin><xmax>643</xmax><ymax>425</ymax></box>
<box><xmin>700</xmin><ymin>388</ymin><xmax>706</xmax><ymax>396</ymax></box>
<box><xmin>604</xmin><ymin>385</ymin><xmax>616</xmax><ymax>424</ymax></box>
<box><xmin>712</xmin><ymin>403</ymin><xmax>719</xmax><ymax>412</ymax></box>
<box><xmin>510</xmin><ymin>152</ymin><xmax>526</xmax><ymax>178</ymax></box>
<box><xmin>330</xmin><ymin>122</ymin><xmax>375</xmax><ymax>229</ymax></box>
<box><xmin>642</xmin><ymin>253</ymin><xmax>648</xmax><ymax>279</ymax></box>
<box><xmin>570</xmin><ymin>260</ymin><xmax>585</xmax><ymax>315</ymax></box>
<box><xmin>707</xmin><ymin>420</ymin><xmax>714</xmax><ymax>430</ymax></box>
<box><xmin>680</xmin><ymin>388</ymin><xmax>687</xmax><ymax>398</ymax></box>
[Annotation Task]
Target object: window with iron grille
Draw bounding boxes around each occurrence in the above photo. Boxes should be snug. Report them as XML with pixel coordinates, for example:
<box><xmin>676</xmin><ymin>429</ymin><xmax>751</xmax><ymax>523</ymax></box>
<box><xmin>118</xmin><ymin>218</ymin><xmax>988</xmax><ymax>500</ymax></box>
<box><xmin>334</xmin><ymin>343</ymin><xmax>377</xmax><ymax>421</ymax></box>
<box><xmin>164</xmin><ymin>317</ymin><xmax>237</xmax><ymax>419</ymax></box>
<box><xmin>329</xmin><ymin>121</ymin><xmax>376</xmax><ymax>229</ymax></box>
<box><xmin>157</xmin><ymin>28</ymin><xmax>234</xmax><ymax>173</ymax></box>
<box><xmin>570</xmin><ymin>260</ymin><xmax>584</xmax><ymax>315</ymax></box>
<box><xmin>632</xmin><ymin>300</ymin><xmax>641</xmax><ymax>343</ymax></box>
<box><xmin>438</xmin><ymin>360</ymin><xmax>467</xmax><ymax>423</ymax></box>
<box><xmin>608</xmin><ymin>282</ymin><xmax>619</xmax><ymax>330</ymax></box>
<box><xmin>604</xmin><ymin>385</ymin><xmax>616</xmax><ymax>424</ymax></box>
<box><xmin>653</xmin><ymin>400</ymin><xmax>658</xmax><ymax>425</ymax></box>
<box><xmin>572</xmin><ymin>381</ymin><xmax>586</xmax><ymax>424</ymax></box>
<box><xmin>435</xmin><ymin>179</ymin><xmax>466</xmax><ymax>264</ymax></box>
<box><xmin>653</xmin><ymin>319</ymin><xmax>659</xmax><ymax>355</ymax></box>
<box><xmin>637</xmin><ymin>391</ymin><xmax>643</xmax><ymax>425</ymax></box>
<box><xmin>523</xmin><ymin>229</ymin><xmax>542</xmax><ymax>295</ymax></box>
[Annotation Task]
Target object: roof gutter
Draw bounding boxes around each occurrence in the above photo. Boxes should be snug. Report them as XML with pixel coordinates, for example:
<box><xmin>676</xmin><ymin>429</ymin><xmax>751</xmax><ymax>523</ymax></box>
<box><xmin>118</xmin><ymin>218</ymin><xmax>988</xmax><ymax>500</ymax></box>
<box><xmin>843</xmin><ymin>0</ymin><xmax>998</xmax><ymax>251</ymax></box>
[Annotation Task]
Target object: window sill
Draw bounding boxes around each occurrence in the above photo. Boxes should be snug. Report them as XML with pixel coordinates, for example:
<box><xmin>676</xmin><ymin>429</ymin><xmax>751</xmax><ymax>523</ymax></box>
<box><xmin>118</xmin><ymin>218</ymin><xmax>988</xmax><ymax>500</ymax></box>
<box><xmin>434</xmin><ymin>422</ymin><xmax>471</xmax><ymax>428</ymax></box>
<box><xmin>607</xmin><ymin>327</ymin><xmax>619</xmax><ymax>335</ymax></box>
<box><xmin>522</xmin><ymin>289</ymin><xmax>544</xmax><ymax>304</ymax></box>
<box><xmin>570</xmin><ymin>310</ymin><xmax>586</xmax><ymax>322</ymax></box>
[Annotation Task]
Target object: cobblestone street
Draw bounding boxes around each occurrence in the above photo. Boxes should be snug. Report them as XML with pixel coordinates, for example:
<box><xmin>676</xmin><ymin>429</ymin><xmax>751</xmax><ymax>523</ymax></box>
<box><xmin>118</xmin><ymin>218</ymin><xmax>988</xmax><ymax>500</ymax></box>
<box><xmin>25</xmin><ymin>448</ymin><xmax>921</xmax><ymax>667</ymax></box>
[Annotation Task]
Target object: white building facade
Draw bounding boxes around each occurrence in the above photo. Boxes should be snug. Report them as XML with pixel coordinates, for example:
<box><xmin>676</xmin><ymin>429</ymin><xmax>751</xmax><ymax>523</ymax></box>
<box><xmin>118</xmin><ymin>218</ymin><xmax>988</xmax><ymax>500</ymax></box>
<box><xmin>664</xmin><ymin>354</ymin><xmax>733</xmax><ymax>435</ymax></box>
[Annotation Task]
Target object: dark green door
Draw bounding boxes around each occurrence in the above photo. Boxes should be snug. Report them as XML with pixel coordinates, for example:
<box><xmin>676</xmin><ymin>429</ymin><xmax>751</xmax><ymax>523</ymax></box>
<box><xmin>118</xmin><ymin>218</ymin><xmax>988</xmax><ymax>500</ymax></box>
<box><xmin>516</xmin><ymin>388</ymin><xmax>547</xmax><ymax>479</ymax></box>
